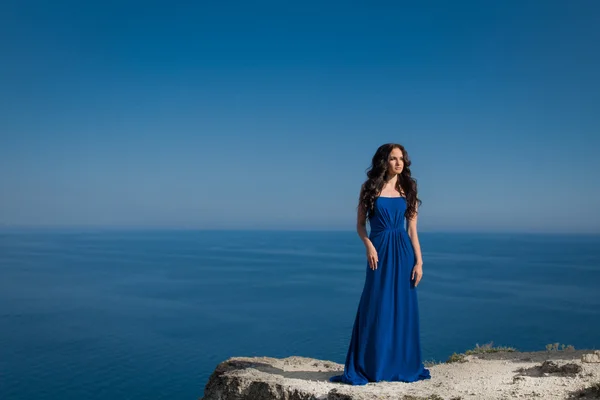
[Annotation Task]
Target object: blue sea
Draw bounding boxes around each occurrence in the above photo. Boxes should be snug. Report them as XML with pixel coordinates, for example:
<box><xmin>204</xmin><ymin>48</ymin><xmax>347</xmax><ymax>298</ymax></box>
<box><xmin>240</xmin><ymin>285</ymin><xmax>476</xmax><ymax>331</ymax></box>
<box><xmin>1</xmin><ymin>230</ymin><xmax>599</xmax><ymax>399</ymax></box>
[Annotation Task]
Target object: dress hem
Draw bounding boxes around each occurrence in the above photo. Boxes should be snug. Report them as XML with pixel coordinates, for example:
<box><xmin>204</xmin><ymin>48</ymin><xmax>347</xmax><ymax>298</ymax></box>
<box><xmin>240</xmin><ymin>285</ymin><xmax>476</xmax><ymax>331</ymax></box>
<box><xmin>328</xmin><ymin>366</ymin><xmax>431</xmax><ymax>386</ymax></box>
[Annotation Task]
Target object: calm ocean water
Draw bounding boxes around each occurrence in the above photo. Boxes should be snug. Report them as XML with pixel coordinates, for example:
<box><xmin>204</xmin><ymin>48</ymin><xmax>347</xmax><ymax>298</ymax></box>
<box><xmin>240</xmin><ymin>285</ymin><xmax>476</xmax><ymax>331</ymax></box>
<box><xmin>1</xmin><ymin>230</ymin><xmax>599</xmax><ymax>399</ymax></box>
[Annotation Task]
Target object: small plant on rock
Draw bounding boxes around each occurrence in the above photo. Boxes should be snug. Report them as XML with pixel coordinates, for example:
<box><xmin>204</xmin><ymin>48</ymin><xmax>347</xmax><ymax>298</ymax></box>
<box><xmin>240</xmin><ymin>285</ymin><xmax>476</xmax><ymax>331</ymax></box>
<box><xmin>545</xmin><ymin>342</ymin><xmax>575</xmax><ymax>352</ymax></box>
<box><xmin>446</xmin><ymin>352</ymin><xmax>467</xmax><ymax>363</ymax></box>
<box><xmin>464</xmin><ymin>341</ymin><xmax>516</xmax><ymax>355</ymax></box>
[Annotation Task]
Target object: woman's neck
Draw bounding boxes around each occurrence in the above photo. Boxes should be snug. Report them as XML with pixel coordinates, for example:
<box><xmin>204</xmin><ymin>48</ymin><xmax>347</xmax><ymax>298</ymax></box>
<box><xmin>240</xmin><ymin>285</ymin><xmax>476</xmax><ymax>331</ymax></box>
<box><xmin>384</xmin><ymin>173</ymin><xmax>398</xmax><ymax>187</ymax></box>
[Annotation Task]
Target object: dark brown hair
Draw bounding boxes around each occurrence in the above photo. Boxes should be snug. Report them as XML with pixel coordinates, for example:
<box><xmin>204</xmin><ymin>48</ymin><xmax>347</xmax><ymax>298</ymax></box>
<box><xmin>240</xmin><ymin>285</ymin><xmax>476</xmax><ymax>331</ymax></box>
<box><xmin>359</xmin><ymin>143</ymin><xmax>421</xmax><ymax>220</ymax></box>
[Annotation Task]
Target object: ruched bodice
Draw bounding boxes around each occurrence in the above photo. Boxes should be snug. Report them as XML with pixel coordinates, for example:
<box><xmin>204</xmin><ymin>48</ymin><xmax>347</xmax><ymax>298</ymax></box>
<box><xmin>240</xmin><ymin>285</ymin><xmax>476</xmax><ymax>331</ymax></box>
<box><xmin>369</xmin><ymin>197</ymin><xmax>408</xmax><ymax>236</ymax></box>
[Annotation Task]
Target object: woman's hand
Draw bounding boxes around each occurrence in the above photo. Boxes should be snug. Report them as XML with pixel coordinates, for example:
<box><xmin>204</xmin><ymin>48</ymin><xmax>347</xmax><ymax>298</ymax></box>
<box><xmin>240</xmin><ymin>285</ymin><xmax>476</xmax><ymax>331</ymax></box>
<box><xmin>367</xmin><ymin>245</ymin><xmax>378</xmax><ymax>270</ymax></box>
<box><xmin>411</xmin><ymin>263</ymin><xmax>424</xmax><ymax>287</ymax></box>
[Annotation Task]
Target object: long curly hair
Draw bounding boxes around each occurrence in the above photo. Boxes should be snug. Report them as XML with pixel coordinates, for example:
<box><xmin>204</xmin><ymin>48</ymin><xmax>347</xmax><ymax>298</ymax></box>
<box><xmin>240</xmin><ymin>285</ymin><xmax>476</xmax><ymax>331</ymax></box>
<box><xmin>359</xmin><ymin>143</ymin><xmax>421</xmax><ymax>221</ymax></box>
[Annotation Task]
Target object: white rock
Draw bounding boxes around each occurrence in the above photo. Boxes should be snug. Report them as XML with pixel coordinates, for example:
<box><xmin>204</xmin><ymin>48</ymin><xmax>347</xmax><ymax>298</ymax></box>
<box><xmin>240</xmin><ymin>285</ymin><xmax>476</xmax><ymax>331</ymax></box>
<box><xmin>581</xmin><ymin>351</ymin><xmax>600</xmax><ymax>363</ymax></box>
<box><xmin>201</xmin><ymin>350</ymin><xmax>600</xmax><ymax>400</ymax></box>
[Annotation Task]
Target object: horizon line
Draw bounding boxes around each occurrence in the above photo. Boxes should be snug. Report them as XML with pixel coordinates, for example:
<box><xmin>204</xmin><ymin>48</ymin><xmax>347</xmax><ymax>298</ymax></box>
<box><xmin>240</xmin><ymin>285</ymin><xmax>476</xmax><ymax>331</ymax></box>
<box><xmin>0</xmin><ymin>225</ymin><xmax>598</xmax><ymax>236</ymax></box>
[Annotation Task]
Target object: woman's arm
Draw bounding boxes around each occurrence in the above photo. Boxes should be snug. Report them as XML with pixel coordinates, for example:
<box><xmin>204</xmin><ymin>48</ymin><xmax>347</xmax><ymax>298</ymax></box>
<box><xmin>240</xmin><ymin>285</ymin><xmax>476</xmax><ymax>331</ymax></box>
<box><xmin>357</xmin><ymin>205</ymin><xmax>372</xmax><ymax>249</ymax></box>
<box><xmin>407</xmin><ymin>202</ymin><xmax>424</xmax><ymax>285</ymax></box>
<box><xmin>357</xmin><ymin>195</ymin><xmax>378</xmax><ymax>270</ymax></box>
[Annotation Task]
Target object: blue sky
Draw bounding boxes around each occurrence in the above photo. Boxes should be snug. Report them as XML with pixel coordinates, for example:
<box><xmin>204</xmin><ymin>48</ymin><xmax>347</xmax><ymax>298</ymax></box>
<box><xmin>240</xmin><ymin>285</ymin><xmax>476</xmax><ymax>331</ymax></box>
<box><xmin>1</xmin><ymin>1</ymin><xmax>599</xmax><ymax>233</ymax></box>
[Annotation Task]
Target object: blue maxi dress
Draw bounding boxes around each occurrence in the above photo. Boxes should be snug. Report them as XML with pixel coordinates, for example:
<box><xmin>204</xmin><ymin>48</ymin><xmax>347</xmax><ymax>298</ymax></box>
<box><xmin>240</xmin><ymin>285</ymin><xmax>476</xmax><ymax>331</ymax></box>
<box><xmin>329</xmin><ymin>196</ymin><xmax>431</xmax><ymax>385</ymax></box>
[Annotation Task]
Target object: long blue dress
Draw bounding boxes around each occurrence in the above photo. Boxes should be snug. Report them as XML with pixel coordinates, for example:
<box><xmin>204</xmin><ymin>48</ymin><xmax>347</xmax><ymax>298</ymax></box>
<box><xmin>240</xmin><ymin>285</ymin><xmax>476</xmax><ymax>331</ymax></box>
<box><xmin>329</xmin><ymin>196</ymin><xmax>431</xmax><ymax>385</ymax></box>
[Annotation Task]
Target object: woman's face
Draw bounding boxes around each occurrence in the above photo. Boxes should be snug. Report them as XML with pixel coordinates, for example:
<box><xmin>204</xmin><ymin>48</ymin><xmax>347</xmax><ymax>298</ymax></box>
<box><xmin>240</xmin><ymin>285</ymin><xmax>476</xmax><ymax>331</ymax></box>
<box><xmin>387</xmin><ymin>147</ymin><xmax>404</xmax><ymax>176</ymax></box>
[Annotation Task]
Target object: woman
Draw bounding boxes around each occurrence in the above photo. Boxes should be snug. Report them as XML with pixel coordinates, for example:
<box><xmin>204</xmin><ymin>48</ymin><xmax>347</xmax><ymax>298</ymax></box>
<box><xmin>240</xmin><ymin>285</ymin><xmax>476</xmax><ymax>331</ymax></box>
<box><xmin>329</xmin><ymin>143</ymin><xmax>431</xmax><ymax>385</ymax></box>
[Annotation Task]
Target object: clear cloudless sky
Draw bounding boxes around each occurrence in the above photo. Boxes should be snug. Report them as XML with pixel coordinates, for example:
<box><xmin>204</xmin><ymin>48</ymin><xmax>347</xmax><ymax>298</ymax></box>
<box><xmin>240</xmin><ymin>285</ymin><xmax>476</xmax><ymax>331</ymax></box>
<box><xmin>1</xmin><ymin>1</ymin><xmax>599</xmax><ymax>233</ymax></box>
